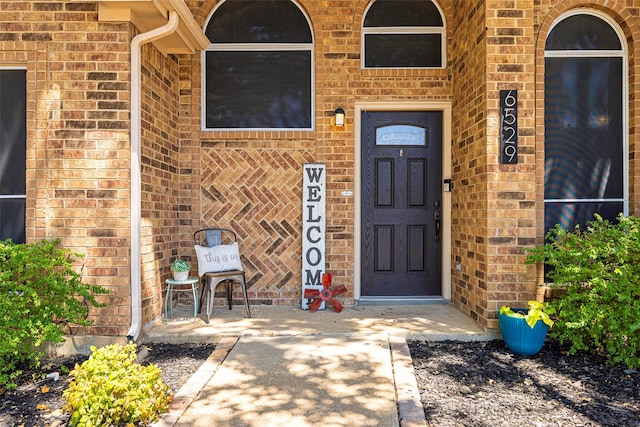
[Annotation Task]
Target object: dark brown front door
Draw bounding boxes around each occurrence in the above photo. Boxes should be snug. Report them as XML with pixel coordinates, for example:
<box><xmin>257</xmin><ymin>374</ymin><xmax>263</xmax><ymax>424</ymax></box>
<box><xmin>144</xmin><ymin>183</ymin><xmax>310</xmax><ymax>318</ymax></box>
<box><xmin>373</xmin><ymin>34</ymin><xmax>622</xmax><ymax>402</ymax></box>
<box><xmin>361</xmin><ymin>111</ymin><xmax>442</xmax><ymax>297</ymax></box>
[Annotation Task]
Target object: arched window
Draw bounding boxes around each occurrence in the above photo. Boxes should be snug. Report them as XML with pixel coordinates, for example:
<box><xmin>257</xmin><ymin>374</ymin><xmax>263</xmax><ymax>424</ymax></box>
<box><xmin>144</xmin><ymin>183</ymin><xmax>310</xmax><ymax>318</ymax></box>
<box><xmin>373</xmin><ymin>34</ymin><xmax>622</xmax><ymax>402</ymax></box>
<box><xmin>362</xmin><ymin>0</ymin><xmax>445</xmax><ymax>68</ymax></box>
<box><xmin>544</xmin><ymin>12</ymin><xmax>627</xmax><ymax>232</ymax></box>
<box><xmin>202</xmin><ymin>0</ymin><xmax>313</xmax><ymax>130</ymax></box>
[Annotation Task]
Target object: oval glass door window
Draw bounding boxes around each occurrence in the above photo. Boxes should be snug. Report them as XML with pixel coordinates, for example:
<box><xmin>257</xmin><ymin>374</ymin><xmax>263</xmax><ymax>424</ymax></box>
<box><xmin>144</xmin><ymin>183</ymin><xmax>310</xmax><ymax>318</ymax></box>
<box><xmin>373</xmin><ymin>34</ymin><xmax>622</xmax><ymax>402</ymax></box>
<box><xmin>375</xmin><ymin>125</ymin><xmax>427</xmax><ymax>146</ymax></box>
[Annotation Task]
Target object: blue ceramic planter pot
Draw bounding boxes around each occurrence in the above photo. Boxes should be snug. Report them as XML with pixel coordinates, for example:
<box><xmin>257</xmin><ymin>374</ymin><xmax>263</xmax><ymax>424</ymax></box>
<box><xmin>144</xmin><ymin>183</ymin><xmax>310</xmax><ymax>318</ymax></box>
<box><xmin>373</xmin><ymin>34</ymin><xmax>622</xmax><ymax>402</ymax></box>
<box><xmin>499</xmin><ymin>308</ymin><xmax>549</xmax><ymax>356</ymax></box>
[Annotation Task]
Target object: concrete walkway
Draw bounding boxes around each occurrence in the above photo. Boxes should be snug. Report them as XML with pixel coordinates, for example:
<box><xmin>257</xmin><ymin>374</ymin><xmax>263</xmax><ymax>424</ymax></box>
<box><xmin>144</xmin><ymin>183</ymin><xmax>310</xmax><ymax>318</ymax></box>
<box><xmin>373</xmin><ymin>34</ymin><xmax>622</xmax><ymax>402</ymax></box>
<box><xmin>146</xmin><ymin>304</ymin><xmax>499</xmax><ymax>427</ymax></box>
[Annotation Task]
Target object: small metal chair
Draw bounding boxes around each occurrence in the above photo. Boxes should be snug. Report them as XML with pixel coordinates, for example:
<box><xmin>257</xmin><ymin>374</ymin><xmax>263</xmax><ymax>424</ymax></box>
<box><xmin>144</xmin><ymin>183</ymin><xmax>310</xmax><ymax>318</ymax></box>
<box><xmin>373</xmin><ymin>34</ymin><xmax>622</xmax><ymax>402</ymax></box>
<box><xmin>194</xmin><ymin>228</ymin><xmax>251</xmax><ymax>323</ymax></box>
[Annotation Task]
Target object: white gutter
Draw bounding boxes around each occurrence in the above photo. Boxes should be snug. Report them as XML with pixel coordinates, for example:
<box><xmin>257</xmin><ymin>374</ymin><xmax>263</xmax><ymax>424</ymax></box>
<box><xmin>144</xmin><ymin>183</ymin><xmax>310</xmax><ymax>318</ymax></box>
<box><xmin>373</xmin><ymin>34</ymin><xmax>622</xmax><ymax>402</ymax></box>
<box><xmin>127</xmin><ymin>10</ymin><xmax>179</xmax><ymax>341</ymax></box>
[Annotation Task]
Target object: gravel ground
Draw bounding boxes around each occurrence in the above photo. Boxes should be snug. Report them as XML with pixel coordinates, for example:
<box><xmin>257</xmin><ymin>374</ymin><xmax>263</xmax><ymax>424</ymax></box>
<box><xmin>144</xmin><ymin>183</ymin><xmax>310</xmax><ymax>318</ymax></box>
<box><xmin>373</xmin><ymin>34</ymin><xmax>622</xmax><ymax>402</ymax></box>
<box><xmin>409</xmin><ymin>339</ymin><xmax>640</xmax><ymax>427</ymax></box>
<box><xmin>0</xmin><ymin>342</ymin><xmax>216</xmax><ymax>427</ymax></box>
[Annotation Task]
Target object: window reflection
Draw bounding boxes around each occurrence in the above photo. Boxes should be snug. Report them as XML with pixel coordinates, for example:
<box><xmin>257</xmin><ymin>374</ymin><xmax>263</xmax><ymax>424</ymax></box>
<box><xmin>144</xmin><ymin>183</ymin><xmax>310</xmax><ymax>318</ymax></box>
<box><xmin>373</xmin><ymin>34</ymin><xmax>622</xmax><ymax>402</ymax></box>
<box><xmin>544</xmin><ymin>13</ymin><xmax>625</xmax><ymax>233</ymax></box>
<box><xmin>545</xmin><ymin>15</ymin><xmax>621</xmax><ymax>50</ymax></box>
<box><xmin>203</xmin><ymin>0</ymin><xmax>313</xmax><ymax>130</ymax></box>
<box><xmin>362</xmin><ymin>0</ymin><xmax>445</xmax><ymax>68</ymax></box>
<box><xmin>206</xmin><ymin>0</ymin><xmax>312</xmax><ymax>43</ymax></box>
<box><xmin>0</xmin><ymin>69</ymin><xmax>26</xmax><ymax>243</ymax></box>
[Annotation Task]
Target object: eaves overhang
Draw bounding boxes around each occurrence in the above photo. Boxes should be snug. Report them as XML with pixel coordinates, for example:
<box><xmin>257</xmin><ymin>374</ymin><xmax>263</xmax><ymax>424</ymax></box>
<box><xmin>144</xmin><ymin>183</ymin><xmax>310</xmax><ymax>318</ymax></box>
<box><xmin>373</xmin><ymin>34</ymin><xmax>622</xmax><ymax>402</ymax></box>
<box><xmin>77</xmin><ymin>0</ymin><xmax>210</xmax><ymax>55</ymax></box>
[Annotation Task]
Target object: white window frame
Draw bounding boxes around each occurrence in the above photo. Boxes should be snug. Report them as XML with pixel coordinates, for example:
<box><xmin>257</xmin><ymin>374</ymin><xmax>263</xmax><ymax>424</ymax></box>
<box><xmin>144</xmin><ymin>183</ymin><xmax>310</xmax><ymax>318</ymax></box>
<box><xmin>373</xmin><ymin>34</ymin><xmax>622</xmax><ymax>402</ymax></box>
<box><xmin>543</xmin><ymin>10</ymin><xmax>629</xmax><ymax>217</ymax></box>
<box><xmin>0</xmin><ymin>66</ymin><xmax>27</xmax><ymax>243</ymax></box>
<box><xmin>201</xmin><ymin>0</ymin><xmax>315</xmax><ymax>132</ymax></box>
<box><xmin>361</xmin><ymin>0</ymin><xmax>446</xmax><ymax>69</ymax></box>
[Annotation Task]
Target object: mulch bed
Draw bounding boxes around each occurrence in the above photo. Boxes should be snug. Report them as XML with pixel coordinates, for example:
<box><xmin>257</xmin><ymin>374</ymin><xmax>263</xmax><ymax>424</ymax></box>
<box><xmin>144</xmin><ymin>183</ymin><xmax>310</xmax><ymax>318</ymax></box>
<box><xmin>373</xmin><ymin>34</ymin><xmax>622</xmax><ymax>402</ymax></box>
<box><xmin>3</xmin><ymin>339</ymin><xmax>639</xmax><ymax>426</ymax></box>
<box><xmin>408</xmin><ymin>339</ymin><xmax>640</xmax><ymax>426</ymax></box>
<box><xmin>0</xmin><ymin>342</ymin><xmax>216</xmax><ymax>427</ymax></box>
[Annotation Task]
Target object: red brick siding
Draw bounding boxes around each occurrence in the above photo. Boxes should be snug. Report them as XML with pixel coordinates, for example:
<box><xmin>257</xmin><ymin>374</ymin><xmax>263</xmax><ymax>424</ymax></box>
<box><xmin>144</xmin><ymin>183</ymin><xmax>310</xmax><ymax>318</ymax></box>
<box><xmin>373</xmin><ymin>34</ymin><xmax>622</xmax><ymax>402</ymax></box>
<box><xmin>3</xmin><ymin>0</ymin><xmax>640</xmax><ymax>335</ymax></box>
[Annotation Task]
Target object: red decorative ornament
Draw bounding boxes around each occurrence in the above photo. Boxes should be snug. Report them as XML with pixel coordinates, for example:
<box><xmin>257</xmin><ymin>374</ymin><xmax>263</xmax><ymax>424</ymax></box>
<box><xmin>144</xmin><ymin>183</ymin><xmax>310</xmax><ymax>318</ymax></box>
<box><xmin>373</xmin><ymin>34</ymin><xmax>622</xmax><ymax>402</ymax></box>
<box><xmin>304</xmin><ymin>273</ymin><xmax>348</xmax><ymax>313</ymax></box>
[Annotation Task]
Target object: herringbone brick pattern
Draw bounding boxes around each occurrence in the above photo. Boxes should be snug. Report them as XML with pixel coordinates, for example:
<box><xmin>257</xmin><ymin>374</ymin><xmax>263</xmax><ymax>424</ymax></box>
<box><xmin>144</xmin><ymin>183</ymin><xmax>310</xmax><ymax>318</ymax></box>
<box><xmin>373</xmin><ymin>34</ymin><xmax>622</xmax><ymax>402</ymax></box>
<box><xmin>200</xmin><ymin>148</ymin><xmax>315</xmax><ymax>305</ymax></box>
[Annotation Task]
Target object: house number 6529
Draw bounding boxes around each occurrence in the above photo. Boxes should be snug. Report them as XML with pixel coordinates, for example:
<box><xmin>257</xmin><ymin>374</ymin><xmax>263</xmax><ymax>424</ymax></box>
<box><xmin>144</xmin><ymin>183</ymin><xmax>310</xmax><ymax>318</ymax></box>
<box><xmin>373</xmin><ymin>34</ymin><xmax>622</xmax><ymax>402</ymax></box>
<box><xmin>500</xmin><ymin>90</ymin><xmax>518</xmax><ymax>164</ymax></box>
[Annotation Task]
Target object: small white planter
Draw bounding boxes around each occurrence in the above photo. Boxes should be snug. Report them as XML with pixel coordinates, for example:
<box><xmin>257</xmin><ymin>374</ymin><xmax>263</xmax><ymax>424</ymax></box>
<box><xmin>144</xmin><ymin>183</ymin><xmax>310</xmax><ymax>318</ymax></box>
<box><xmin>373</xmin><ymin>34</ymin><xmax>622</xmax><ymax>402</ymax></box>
<box><xmin>172</xmin><ymin>271</ymin><xmax>189</xmax><ymax>281</ymax></box>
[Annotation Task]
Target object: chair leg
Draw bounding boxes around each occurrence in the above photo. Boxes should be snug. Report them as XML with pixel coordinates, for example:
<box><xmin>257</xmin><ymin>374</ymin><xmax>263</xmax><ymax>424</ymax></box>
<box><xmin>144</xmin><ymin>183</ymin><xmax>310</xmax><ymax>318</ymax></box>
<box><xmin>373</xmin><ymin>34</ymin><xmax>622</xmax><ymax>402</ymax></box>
<box><xmin>205</xmin><ymin>284</ymin><xmax>213</xmax><ymax>324</ymax></box>
<box><xmin>197</xmin><ymin>277</ymin><xmax>206</xmax><ymax>314</ymax></box>
<box><xmin>191</xmin><ymin>282</ymin><xmax>198</xmax><ymax>322</ymax></box>
<box><xmin>226</xmin><ymin>281</ymin><xmax>233</xmax><ymax>310</ymax></box>
<box><xmin>240</xmin><ymin>274</ymin><xmax>251</xmax><ymax>318</ymax></box>
<box><xmin>164</xmin><ymin>284</ymin><xmax>170</xmax><ymax>323</ymax></box>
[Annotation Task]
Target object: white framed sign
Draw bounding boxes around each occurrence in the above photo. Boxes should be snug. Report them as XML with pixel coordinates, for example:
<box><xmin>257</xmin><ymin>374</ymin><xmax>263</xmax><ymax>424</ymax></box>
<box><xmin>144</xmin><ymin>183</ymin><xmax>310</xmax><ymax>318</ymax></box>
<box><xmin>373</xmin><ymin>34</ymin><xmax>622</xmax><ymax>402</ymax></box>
<box><xmin>302</xmin><ymin>163</ymin><xmax>326</xmax><ymax>309</ymax></box>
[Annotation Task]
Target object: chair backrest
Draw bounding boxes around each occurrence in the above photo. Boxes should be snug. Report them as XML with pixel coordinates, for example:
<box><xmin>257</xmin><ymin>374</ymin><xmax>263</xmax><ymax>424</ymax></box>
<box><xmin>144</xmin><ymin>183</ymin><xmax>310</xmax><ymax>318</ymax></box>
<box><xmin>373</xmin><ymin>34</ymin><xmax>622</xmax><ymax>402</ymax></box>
<box><xmin>194</xmin><ymin>228</ymin><xmax>238</xmax><ymax>248</ymax></box>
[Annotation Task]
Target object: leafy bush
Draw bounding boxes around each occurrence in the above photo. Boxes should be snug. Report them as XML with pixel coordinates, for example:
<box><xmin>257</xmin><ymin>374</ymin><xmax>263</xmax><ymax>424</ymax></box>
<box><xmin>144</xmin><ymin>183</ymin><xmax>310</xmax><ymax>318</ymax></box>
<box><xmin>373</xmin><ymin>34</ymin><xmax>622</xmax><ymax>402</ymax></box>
<box><xmin>63</xmin><ymin>342</ymin><xmax>171</xmax><ymax>426</ymax></box>
<box><xmin>0</xmin><ymin>239</ymin><xmax>108</xmax><ymax>391</ymax></box>
<box><xmin>525</xmin><ymin>214</ymin><xmax>640</xmax><ymax>368</ymax></box>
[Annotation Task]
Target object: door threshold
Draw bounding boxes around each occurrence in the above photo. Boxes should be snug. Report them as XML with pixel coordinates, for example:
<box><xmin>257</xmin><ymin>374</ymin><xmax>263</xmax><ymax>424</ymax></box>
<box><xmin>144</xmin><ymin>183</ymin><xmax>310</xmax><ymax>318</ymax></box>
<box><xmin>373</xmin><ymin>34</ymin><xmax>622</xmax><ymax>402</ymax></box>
<box><xmin>356</xmin><ymin>296</ymin><xmax>449</xmax><ymax>306</ymax></box>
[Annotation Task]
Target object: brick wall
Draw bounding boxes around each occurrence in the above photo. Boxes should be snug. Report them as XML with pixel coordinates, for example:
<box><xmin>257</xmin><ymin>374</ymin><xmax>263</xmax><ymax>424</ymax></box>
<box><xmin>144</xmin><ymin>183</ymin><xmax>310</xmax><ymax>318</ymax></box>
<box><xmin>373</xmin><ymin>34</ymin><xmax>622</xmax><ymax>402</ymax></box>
<box><xmin>185</xmin><ymin>0</ymin><xmax>454</xmax><ymax>307</ymax></box>
<box><xmin>184</xmin><ymin>0</ymin><xmax>640</xmax><ymax>328</ymax></box>
<box><xmin>484</xmin><ymin>0</ymin><xmax>537</xmax><ymax>330</ymax></box>
<box><xmin>139</xmin><ymin>44</ymin><xmax>183</xmax><ymax>325</ymax></box>
<box><xmin>447</xmin><ymin>0</ymin><xmax>538</xmax><ymax>329</ymax></box>
<box><xmin>449</xmin><ymin>0</ymin><xmax>489</xmax><ymax>325</ymax></box>
<box><xmin>0</xmin><ymin>1</ymin><xmax>185</xmax><ymax>335</ymax></box>
<box><xmin>3</xmin><ymin>0</ymin><xmax>640</xmax><ymax>336</ymax></box>
<box><xmin>1</xmin><ymin>1</ymin><xmax>133</xmax><ymax>335</ymax></box>
<box><xmin>449</xmin><ymin>0</ymin><xmax>640</xmax><ymax>329</ymax></box>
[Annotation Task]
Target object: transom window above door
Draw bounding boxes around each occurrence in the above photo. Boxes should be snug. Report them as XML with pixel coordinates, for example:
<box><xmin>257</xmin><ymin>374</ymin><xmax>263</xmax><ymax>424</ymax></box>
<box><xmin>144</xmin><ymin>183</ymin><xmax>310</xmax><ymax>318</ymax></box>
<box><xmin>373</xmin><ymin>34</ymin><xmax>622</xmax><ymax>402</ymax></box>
<box><xmin>202</xmin><ymin>0</ymin><xmax>313</xmax><ymax>130</ymax></box>
<box><xmin>376</xmin><ymin>125</ymin><xmax>427</xmax><ymax>146</ymax></box>
<box><xmin>362</xmin><ymin>0</ymin><xmax>445</xmax><ymax>68</ymax></box>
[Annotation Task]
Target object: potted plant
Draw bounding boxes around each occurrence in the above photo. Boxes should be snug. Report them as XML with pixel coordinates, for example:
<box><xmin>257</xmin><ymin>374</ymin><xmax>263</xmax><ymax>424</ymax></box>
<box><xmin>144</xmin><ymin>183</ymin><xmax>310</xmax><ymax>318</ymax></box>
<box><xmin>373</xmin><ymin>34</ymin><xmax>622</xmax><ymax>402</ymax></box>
<box><xmin>499</xmin><ymin>300</ymin><xmax>554</xmax><ymax>356</ymax></box>
<box><xmin>170</xmin><ymin>259</ymin><xmax>190</xmax><ymax>281</ymax></box>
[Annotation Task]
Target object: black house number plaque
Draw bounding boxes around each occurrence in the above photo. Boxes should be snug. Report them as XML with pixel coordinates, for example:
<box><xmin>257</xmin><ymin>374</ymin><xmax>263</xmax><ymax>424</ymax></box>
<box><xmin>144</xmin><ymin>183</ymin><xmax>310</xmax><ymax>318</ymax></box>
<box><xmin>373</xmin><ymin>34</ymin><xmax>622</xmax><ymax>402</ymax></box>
<box><xmin>500</xmin><ymin>90</ymin><xmax>518</xmax><ymax>164</ymax></box>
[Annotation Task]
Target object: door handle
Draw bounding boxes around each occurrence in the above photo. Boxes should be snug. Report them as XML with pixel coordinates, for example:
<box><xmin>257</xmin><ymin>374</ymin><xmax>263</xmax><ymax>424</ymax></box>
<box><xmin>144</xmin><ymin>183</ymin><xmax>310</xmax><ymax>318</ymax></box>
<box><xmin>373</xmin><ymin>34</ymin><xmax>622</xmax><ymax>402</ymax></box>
<box><xmin>433</xmin><ymin>211</ymin><xmax>441</xmax><ymax>242</ymax></box>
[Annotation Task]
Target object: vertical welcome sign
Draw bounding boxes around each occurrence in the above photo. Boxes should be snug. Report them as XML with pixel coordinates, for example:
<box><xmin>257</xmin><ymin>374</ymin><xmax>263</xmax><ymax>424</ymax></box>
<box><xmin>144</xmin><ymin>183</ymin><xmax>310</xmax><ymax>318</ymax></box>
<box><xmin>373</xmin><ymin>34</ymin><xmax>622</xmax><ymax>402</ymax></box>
<box><xmin>302</xmin><ymin>163</ymin><xmax>326</xmax><ymax>310</ymax></box>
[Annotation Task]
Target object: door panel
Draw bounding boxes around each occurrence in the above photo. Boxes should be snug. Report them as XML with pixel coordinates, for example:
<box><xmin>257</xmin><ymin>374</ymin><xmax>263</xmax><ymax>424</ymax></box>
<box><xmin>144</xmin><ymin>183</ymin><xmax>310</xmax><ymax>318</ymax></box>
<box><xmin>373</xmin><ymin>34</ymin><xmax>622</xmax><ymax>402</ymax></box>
<box><xmin>376</xmin><ymin>159</ymin><xmax>394</xmax><ymax>206</ymax></box>
<box><xmin>374</xmin><ymin>225</ymin><xmax>394</xmax><ymax>271</ymax></box>
<box><xmin>408</xmin><ymin>159</ymin><xmax>426</xmax><ymax>206</ymax></box>
<box><xmin>361</xmin><ymin>111</ymin><xmax>442</xmax><ymax>297</ymax></box>
<box><xmin>407</xmin><ymin>226</ymin><xmax>426</xmax><ymax>271</ymax></box>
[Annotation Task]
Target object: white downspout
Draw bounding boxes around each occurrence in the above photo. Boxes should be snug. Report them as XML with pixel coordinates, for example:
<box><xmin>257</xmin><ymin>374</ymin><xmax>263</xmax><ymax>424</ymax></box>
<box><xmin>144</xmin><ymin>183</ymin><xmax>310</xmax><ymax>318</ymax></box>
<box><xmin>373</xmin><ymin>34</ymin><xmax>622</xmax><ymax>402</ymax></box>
<box><xmin>127</xmin><ymin>11</ymin><xmax>179</xmax><ymax>341</ymax></box>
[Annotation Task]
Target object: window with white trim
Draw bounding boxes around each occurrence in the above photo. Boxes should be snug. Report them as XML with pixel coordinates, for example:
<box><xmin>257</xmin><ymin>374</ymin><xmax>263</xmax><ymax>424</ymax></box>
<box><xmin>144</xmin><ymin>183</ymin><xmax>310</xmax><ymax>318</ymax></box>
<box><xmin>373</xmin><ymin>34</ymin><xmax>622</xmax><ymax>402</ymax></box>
<box><xmin>544</xmin><ymin>12</ymin><xmax>627</xmax><ymax>233</ymax></box>
<box><xmin>202</xmin><ymin>0</ymin><xmax>314</xmax><ymax>130</ymax></box>
<box><xmin>0</xmin><ymin>68</ymin><xmax>26</xmax><ymax>244</ymax></box>
<box><xmin>362</xmin><ymin>0</ymin><xmax>445</xmax><ymax>68</ymax></box>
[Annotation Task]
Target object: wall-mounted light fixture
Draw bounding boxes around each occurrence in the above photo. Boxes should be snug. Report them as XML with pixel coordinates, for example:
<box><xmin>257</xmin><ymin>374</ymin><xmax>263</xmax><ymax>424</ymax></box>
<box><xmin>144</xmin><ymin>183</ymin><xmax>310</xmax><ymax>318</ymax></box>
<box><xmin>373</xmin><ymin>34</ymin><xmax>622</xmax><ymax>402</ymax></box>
<box><xmin>334</xmin><ymin>107</ymin><xmax>345</xmax><ymax>127</ymax></box>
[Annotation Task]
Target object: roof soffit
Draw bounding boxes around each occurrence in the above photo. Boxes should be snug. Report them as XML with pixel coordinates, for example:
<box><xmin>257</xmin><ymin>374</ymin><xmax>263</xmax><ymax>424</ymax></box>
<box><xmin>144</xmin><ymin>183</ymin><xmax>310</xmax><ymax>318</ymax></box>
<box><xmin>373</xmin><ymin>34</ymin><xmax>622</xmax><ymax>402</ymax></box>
<box><xmin>80</xmin><ymin>0</ymin><xmax>210</xmax><ymax>55</ymax></box>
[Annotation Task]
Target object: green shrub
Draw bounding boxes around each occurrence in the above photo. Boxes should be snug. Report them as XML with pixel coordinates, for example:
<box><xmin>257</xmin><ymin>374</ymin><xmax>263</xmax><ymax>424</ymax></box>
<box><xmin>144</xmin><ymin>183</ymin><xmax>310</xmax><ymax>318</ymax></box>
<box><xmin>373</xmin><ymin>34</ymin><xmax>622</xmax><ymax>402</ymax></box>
<box><xmin>170</xmin><ymin>259</ymin><xmax>190</xmax><ymax>272</ymax></box>
<box><xmin>0</xmin><ymin>239</ymin><xmax>108</xmax><ymax>391</ymax></box>
<box><xmin>63</xmin><ymin>342</ymin><xmax>171</xmax><ymax>427</ymax></box>
<box><xmin>525</xmin><ymin>214</ymin><xmax>640</xmax><ymax>368</ymax></box>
